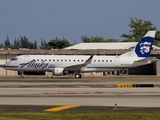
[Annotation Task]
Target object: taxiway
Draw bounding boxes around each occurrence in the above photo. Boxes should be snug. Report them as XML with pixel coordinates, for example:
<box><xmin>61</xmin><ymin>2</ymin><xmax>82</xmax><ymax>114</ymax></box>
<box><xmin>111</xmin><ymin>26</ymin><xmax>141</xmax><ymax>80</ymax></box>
<box><xmin>0</xmin><ymin>75</ymin><xmax>160</xmax><ymax>112</ymax></box>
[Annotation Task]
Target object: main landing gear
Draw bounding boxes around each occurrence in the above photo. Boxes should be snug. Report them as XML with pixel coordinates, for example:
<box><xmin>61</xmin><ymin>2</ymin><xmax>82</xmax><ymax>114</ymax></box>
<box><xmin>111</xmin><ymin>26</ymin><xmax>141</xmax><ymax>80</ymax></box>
<box><xmin>75</xmin><ymin>73</ymin><xmax>82</xmax><ymax>79</ymax></box>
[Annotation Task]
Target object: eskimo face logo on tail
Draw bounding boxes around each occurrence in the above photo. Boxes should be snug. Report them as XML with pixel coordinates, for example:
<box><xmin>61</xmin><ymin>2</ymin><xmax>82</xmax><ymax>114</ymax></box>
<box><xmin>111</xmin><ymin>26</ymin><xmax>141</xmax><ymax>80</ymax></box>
<box><xmin>20</xmin><ymin>59</ymin><xmax>49</xmax><ymax>69</ymax></box>
<box><xmin>140</xmin><ymin>42</ymin><xmax>151</xmax><ymax>54</ymax></box>
<box><xmin>135</xmin><ymin>36</ymin><xmax>154</xmax><ymax>57</ymax></box>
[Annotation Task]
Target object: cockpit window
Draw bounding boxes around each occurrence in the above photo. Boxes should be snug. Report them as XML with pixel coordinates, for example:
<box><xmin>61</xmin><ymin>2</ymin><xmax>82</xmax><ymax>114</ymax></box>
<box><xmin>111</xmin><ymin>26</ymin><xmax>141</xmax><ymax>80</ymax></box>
<box><xmin>11</xmin><ymin>58</ymin><xmax>18</xmax><ymax>61</ymax></box>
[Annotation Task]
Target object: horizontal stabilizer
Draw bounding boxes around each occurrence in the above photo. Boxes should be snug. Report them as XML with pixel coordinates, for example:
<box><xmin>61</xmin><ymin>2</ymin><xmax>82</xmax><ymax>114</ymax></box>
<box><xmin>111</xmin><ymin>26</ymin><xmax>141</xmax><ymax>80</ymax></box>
<box><xmin>129</xmin><ymin>57</ymin><xmax>158</xmax><ymax>67</ymax></box>
<box><xmin>135</xmin><ymin>57</ymin><xmax>158</xmax><ymax>63</ymax></box>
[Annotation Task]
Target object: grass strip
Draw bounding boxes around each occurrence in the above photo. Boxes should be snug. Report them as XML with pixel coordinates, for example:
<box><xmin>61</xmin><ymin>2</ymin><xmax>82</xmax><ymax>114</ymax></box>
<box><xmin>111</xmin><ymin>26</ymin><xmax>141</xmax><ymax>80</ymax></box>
<box><xmin>0</xmin><ymin>112</ymin><xmax>160</xmax><ymax>120</ymax></box>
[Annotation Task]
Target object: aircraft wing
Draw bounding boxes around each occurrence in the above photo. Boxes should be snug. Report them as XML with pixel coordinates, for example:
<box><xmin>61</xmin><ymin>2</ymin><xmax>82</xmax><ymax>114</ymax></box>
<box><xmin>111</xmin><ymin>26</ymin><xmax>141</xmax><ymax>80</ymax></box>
<box><xmin>64</xmin><ymin>55</ymin><xmax>94</xmax><ymax>71</ymax></box>
<box><xmin>130</xmin><ymin>57</ymin><xmax>158</xmax><ymax>67</ymax></box>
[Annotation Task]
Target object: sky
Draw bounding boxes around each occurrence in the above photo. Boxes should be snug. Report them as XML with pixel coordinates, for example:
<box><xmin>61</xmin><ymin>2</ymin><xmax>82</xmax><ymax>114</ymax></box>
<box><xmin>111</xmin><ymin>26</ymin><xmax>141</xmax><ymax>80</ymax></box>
<box><xmin>0</xmin><ymin>0</ymin><xmax>160</xmax><ymax>46</ymax></box>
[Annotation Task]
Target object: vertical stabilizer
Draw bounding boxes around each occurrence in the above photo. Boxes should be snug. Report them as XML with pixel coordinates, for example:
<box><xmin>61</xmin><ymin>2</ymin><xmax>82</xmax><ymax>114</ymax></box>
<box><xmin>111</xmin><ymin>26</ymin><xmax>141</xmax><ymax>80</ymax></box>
<box><xmin>120</xmin><ymin>31</ymin><xmax>156</xmax><ymax>58</ymax></box>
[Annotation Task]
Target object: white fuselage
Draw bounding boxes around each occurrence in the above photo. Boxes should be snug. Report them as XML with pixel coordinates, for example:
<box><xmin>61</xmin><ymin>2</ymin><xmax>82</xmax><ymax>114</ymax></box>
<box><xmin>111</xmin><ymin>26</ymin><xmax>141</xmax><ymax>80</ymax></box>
<box><xmin>3</xmin><ymin>55</ymin><xmax>144</xmax><ymax>73</ymax></box>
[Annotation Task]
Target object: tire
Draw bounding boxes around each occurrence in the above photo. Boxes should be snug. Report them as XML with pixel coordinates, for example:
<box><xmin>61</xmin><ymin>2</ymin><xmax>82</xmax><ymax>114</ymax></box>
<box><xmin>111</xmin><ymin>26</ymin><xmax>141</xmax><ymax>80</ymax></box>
<box><xmin>75</xmin><ymin>74</ymin><xmax>82</xmax><ymax>78</ymax></box>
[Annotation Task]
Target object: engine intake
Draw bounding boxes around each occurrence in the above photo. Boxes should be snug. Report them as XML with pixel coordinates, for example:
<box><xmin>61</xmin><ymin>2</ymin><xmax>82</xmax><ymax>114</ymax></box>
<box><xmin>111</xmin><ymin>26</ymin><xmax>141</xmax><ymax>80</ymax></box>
<box><xmin>52</xmin><ymin>68</ymin><xmax>68</xmax><ymax>76</ymax></box>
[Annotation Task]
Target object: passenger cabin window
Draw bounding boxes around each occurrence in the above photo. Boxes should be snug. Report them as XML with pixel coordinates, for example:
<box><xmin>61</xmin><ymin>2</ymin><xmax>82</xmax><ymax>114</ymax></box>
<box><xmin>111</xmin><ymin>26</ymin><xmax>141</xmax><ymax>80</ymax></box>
<box><xmin>110</xmin><ymin>60</ymin><xmax>112</xmax><ymax>62</ymax></box>
<box><xmin>37</xmin><ymin>59</ymin><xmax>39</xmax><ymax>61</ymax></box>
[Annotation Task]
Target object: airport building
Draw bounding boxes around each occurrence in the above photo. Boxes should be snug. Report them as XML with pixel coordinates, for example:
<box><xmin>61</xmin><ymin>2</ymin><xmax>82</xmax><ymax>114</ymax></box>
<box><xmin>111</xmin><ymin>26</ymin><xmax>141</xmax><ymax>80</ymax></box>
<box><xmin>0</xmin><ymin>42</ymin><xmax>160</xmax><ymax>77</ymax></box>
<box><xmin>64</xmin><ymin>42</ymin><xmax>160</xmax><ymax>50</ymax></box>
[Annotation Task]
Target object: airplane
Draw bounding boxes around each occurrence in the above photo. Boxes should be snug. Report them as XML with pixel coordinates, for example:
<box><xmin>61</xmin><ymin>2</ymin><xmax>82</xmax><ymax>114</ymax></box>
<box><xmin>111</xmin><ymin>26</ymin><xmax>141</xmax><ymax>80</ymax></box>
<box><xmin>2</xmin><ymin>31</ymin><xmax>157</xmax><ymax>78</ymax></box>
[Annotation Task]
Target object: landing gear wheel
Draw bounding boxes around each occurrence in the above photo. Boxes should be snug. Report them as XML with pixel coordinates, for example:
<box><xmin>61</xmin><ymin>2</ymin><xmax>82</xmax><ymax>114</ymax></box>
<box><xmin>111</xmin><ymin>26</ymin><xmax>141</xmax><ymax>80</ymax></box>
<box><xmin>20</xmin><ymin>74</ymin><xmax>24</xmax><ymax>78</ymax></box>
<box><xmin>79</xmin><ymin>74</ymin><xmax>82</xmax><ymax>78</ymax></box>
<box><xmin>75</xmin><ymin>74</ymin><xmax>82</xmax><ymax>79</ymax></box>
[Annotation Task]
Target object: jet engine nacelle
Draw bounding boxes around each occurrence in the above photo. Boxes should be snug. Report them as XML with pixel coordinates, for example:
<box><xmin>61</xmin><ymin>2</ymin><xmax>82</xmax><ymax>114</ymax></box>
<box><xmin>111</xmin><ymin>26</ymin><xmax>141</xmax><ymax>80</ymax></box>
<box><xmin>52</xmin><ymin>68</ymin><xmax>68</xmax><ymax>76</ymax></box>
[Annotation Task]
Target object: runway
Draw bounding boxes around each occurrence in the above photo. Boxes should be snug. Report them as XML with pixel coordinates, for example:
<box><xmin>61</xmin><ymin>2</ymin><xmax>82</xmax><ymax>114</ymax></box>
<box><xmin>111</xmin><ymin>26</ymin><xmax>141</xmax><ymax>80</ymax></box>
<box><xmin>0</xmin><ymin>75</ymin><xmax>160</xmax><ymax>112</ymax></box>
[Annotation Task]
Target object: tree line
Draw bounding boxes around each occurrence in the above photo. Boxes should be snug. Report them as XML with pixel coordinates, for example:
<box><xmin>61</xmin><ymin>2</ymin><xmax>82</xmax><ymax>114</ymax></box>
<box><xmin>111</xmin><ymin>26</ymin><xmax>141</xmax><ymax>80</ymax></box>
<box><xmin>3</xmin><ymin>35</ymin><xmax>38</xmax><ymax>49</ymax></box>
<box><xmin>1</xmin><ymin>18</ymin><xmax>160</xmax><ymax>50</ymax></box>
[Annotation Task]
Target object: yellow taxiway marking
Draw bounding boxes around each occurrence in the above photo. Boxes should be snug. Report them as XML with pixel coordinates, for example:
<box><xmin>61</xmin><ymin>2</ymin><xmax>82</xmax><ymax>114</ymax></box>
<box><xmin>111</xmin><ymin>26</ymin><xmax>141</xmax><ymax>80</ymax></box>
<box><xmin>44</xmin><ymin>106</ymin><xmax>78</xmax><ymax>112</ymax></box>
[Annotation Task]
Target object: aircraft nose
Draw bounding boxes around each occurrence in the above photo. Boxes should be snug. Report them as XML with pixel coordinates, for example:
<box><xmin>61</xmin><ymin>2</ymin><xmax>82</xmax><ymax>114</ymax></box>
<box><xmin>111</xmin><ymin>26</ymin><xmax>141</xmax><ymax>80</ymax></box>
<box><xmin>2</xmin><ymin>62</ymin><xmax>9</xmax><ymax>69</ymax></box>
<box><xmin>2</xmin><ymin>63</ymin><xmax>6</xmax><ymax>69</ymax></box>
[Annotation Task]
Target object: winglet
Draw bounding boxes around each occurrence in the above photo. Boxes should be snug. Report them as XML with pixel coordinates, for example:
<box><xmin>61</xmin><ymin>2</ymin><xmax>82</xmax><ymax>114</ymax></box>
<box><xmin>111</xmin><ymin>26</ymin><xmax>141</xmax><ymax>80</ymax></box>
<box><xmin>84</xmin><ymin>55</ymin><xmax>94</xmax><ymax>65</ymax></box>
<box><xmin>64</xmin><ymin>55</ymin><xmax>94</xmax><ymax>71</ymax></box>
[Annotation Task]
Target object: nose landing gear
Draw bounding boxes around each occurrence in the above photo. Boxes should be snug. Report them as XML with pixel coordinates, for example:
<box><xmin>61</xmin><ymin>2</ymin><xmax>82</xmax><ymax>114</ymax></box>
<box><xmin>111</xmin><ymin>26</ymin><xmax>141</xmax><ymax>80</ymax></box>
<box><xmin>19</xmin><ymin>71</ymin><xmax>24</xmax><ymax>78</ymax></box>
<box><xmin>20</xmin><ymin>74</ymin><xmax>24</xmax><ymax>78</ymax></box>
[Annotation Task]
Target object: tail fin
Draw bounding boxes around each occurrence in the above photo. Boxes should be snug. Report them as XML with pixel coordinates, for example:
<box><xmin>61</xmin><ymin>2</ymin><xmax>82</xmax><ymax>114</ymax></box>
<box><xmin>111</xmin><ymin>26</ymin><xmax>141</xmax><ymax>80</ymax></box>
<box><xmin>120</xmin><ymin>31</ymin><xmax>156</xmax><ymax>58</ymax></box>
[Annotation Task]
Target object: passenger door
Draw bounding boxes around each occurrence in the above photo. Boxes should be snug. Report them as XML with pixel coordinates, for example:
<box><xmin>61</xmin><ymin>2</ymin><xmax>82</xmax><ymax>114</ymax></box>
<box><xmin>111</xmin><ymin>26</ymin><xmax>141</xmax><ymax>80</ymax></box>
<box><xmin>115</xmin><ymin>56</ymin><xmax>120</xmax><ymax>67</ymax></box>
